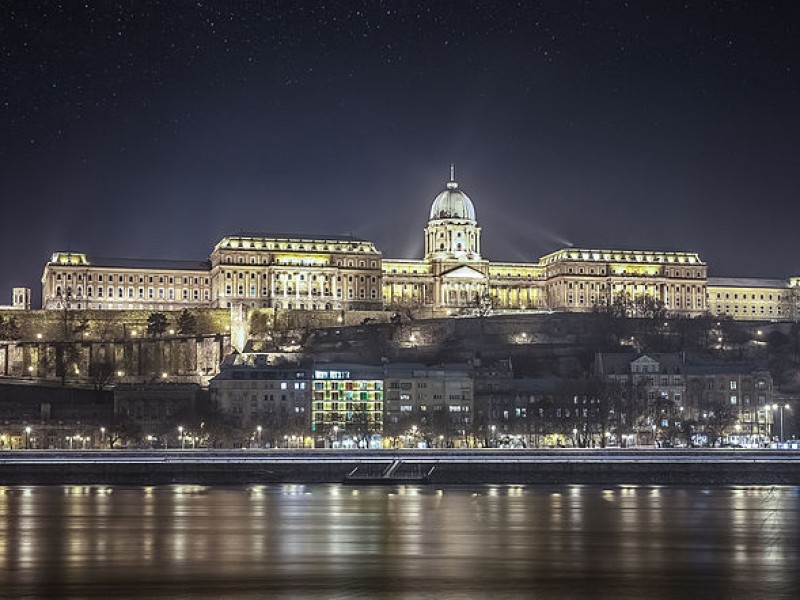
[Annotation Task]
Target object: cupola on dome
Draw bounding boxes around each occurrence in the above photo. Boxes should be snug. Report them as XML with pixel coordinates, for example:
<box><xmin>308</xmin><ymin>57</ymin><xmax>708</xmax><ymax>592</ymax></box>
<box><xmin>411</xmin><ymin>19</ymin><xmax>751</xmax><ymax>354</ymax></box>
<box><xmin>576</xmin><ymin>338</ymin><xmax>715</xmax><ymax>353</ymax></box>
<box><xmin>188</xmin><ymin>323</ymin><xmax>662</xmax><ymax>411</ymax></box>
<box><xmin>429</xmin><ymin>168</ymin><xmax>476</xmax><ymax>221</ymax></box>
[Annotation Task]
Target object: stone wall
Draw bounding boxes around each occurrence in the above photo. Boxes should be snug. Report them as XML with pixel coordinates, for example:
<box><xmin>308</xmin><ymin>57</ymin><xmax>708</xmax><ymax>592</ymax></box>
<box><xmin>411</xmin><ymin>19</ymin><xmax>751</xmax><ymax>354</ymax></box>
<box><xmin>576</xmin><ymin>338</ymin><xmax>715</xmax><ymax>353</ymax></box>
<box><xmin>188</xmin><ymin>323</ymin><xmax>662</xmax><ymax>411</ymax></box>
<box><xmin>0</xmin><ymin>308</ymin><xmax>231</xmax><ymax>342</ymax></box>
<box><xmin>0</xmin><ymin>334</ymin><xmax>231</xmax><ymax>386</ymax></box>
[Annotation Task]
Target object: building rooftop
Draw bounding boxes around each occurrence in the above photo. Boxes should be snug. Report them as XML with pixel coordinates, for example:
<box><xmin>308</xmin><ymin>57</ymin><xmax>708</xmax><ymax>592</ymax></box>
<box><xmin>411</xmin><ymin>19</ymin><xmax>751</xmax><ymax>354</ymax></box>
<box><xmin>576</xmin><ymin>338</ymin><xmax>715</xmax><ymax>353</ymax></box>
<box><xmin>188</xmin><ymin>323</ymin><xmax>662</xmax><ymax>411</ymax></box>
<box><xmin>90</xmin><ymin>257</ymin><xmax>211</xmax><ymax>271</ymax></box>
<box><xmin>224</xmin><ymin>232</ymin><xmax>370</xmax><ymax>243</ymax></box>
<box><xmin>683</xmin><ymin>363</ymin><xmax>769</xmax><ymax>376</ymax></box>
<box><xmin>47</xmin><ymin>252</ymin><xmax>210</xmax><ymax>271</ymax></box>
<box><xmin>385</xmin><ymin>362</ymin><xmax>473</xmax><ymax>377</ymax></box>
<box><xmin>513</xmin><ymin>376</ymin><xmax>560</xmax><ymax>394</ymax></box>
<box><xmin>707</xmin><ymin>277</ymin><xmax>789</xmax><ymax>289</ymax></box>
<box><xmin>596</xmin><ymin>353</ymin><xmax>684</xmax><ymax>375</ymax></box>
<box><xmin>540</xmin><ymin>248</ymin><xmax>705</xmax><ymax>265</ymax></box>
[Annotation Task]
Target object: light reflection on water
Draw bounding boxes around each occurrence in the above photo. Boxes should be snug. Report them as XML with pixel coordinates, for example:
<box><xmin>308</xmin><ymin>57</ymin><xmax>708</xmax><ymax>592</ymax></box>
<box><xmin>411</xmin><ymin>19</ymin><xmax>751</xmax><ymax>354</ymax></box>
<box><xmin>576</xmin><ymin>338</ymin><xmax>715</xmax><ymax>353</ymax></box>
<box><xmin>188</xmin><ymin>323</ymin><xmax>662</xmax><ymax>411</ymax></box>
<box><xmin>0</xmin><ymin>484</ymin><xmax>798</xmax><ymax>598</ymax></box>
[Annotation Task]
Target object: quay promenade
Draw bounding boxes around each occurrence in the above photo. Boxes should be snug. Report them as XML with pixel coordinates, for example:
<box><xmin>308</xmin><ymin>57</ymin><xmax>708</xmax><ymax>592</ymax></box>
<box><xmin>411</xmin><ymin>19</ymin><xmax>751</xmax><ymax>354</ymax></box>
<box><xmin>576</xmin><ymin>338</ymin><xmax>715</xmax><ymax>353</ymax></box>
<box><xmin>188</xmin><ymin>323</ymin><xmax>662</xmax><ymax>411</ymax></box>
<box><xmin>1</xmin><ymin>449</ymin><xmax>799</xmax><ymax>485</ymax></box>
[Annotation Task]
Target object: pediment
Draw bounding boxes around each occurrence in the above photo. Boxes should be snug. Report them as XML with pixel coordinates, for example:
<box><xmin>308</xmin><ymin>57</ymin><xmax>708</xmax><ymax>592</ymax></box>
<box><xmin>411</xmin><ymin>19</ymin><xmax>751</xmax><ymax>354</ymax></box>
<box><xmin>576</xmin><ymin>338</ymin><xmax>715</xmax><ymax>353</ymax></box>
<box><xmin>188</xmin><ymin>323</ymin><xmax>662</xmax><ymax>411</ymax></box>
<box><xmin>632</xmin><ymin>355</ymin><xmax>657</xmax><ymax>365</ymax></box>
<box><xmin>442</xmin><ymin>265</ymin><xmax>486</xmax><ymax>280</ymax></box>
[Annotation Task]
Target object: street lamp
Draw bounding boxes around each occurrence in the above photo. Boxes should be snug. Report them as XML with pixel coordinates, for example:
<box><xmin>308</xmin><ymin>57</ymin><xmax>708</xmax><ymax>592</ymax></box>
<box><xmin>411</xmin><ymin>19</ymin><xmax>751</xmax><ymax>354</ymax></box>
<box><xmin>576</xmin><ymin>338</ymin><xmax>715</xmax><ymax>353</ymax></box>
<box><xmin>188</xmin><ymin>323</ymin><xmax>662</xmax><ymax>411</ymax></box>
<box><xmin>178</xmin><ymin>425</ymin><xmax>184</xmax><ymax>449</ymax></box>
<box><xmin>333</xmin><ymin>425</ymin><xmax>339</xmax><ymax>448</ymax></box>
<box><xmin>490</xmin><ymin>424</ymin><xmax>496</xmax><ymax>448</ymax></box>
<box><xmin>100</xmin><ymin>427</ymin><xmax>106</xmax><ymax>449</ymax></box>
<box><xmin>256</xmin><ymin>425</ymin><xmax>263</xmax><ymax>448</ymax></box>
<box><xmin>24</xmin><ymin>426</ymin><xmax>31</xmax><ymax>450</ymax></box>
<box><xmin>773</xmin><ymin>403</ymin><xmax>791</xmax><ymax>442</ymax></box>
<box><xmin>572</xmin><ymin>427</ymin><xmax>578</xmax><ymax>448</ymax></box>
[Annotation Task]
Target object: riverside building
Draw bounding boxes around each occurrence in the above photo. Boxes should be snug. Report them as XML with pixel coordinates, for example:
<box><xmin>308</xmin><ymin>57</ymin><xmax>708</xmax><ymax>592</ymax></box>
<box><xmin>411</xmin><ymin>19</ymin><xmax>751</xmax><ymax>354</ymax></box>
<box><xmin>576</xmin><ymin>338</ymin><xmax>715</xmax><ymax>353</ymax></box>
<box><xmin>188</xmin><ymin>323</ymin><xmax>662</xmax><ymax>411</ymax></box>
<box><xmin>33</xmin><ymin>170</ymin><xmax>799</xmax><ymax>321</ymax></box>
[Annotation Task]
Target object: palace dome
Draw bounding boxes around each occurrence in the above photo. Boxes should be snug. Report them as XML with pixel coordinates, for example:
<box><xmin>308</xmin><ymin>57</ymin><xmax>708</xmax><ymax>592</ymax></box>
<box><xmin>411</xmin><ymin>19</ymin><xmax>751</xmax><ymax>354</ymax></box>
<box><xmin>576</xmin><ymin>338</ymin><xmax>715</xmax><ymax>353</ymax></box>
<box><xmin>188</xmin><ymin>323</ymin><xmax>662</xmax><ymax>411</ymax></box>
<box><xmin>429</xmin><ymin>179</ymin><xmax>476</xmax><ymax>221</ymax></box>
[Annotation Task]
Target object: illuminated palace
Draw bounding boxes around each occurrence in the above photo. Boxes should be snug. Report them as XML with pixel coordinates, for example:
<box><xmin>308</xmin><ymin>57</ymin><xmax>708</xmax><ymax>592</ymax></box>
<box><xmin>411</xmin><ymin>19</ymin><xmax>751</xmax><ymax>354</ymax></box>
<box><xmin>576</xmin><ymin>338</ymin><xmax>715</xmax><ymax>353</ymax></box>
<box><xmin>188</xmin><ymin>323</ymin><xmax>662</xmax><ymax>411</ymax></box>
<box><xmin>38</xmin><ymin>170</ymin><xmax>799</xmax><ymax>321</ymax></box>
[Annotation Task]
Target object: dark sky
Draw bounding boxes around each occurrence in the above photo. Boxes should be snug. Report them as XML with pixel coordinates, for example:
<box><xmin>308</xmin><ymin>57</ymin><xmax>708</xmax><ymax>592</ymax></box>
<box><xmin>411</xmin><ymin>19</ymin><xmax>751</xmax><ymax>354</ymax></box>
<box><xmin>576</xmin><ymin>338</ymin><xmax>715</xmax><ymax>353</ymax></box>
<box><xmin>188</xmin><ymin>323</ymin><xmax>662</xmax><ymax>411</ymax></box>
<box><xmin>1</xmin><ymin>1</ymin><xmax>798</xmax><ymax>305</ymax></box>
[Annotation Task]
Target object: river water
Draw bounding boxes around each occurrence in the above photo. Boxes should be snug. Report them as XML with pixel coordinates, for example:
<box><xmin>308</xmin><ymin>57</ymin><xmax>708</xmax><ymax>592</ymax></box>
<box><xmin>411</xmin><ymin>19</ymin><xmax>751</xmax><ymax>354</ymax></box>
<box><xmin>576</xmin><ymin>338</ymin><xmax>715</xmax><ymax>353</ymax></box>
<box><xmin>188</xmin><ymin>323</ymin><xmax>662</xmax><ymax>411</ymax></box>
<box><xmin>0</xmin><ymin>484</ymin><xmax>798</xmax><ymax>598</ymax></box>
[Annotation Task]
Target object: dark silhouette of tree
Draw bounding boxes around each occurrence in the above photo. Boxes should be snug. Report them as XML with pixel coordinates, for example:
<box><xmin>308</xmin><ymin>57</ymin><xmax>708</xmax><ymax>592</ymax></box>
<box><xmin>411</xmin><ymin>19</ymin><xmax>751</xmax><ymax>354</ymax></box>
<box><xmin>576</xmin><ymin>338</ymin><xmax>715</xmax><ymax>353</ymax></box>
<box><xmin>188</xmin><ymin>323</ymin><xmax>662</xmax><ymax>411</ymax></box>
<box><xmin>0</xmin><ymin>316</ymin><xmax>21</xmax><ymax>340</ymax></box>
<box><xmin>766</xmin><ymin>330</ymin><xmax>794</xmax><ymax>385</ymax></box>
<box><xmin>89</xmin><ymin>360</ymin><xmax>115</xmax><ymax>394</ymax></box>
<box><xmin>672</xmin><ymin>314</ymin><xmax>716</xmax><ymax>351</ymax></box>
<box><xmin>719</xmin><ymin>319</ymin><xmax>751</xmax><ymax>359</ymax></box>
<box><xmin>107</xmin><ymin>412</ymin><xmax>143</xmax><ymax>449</ymax></box>
<box><xmin>147</xmin><ymin>312</ymin><xmax>168</xmax><ymax>337</ymax></box>
<box><xmin>428</xmin><ymin>406</ymin><xmax>452</xmax><ymax>442</ymax></box>
<box><xmin>524</xmin><ymin>396</ymin><xmax>555</xmax><ymax>447</ymax></box>
<box><xmin>176</xmin><ymin>309</ymin><xmax>198</xmax><ymax>335</ymax></box>
<box><xmin>701</xmin><ymin>400</ymin><xmax>739</xmax><ymax>447</ymax></box>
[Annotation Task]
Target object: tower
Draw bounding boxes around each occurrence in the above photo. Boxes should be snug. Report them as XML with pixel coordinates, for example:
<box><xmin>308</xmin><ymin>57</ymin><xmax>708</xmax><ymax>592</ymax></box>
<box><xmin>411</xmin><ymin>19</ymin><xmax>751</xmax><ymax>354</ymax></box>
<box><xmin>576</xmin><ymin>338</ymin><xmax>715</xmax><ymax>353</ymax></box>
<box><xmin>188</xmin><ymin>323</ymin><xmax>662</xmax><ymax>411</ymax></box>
<box><xmin>424</xmin><ymin>166</ymin><xmax>482</xmax><ymax>262</ymax></box>
<box><xmin>424</xmin><ymin>167</ymin><xmax>489</xmax><ymax>309</ymax></box>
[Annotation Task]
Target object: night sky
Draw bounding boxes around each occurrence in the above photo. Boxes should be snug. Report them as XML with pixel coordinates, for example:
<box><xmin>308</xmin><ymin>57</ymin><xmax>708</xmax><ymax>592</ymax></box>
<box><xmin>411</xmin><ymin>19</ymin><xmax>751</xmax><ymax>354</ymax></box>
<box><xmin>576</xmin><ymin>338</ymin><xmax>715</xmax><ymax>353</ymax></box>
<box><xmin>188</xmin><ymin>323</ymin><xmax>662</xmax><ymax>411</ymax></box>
<box><xmin>1</xmin><ymin>1</ymin><xmax>798</xmax><ymax>305</ymax></box>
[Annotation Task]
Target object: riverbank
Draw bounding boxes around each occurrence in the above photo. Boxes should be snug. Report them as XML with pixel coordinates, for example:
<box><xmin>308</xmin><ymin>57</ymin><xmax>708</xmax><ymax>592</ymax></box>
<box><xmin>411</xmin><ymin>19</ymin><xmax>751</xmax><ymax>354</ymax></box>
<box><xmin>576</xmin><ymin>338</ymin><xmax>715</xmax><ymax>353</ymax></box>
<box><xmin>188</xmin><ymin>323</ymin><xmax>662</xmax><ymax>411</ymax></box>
<box><xmin>2</xmin><ymin>449</ymin><xmax>800</xmax><ymax>485</ymax></box>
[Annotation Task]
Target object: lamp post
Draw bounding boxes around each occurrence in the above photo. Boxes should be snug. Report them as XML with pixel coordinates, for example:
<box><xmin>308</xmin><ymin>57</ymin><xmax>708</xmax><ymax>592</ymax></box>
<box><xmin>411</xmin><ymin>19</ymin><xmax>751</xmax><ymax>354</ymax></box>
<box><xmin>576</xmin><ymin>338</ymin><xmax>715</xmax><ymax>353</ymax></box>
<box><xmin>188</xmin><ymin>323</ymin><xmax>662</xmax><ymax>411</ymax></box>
<box><xmin>256</xmin><ymin>425</ymin><xmax>263</xmax><ymax>448</ymax></box>
<box><xmin>773</xmin><ymin>403</ymin><xmax>790</xmax><ymax>442</ymax></box>
<box><xmin>178</xmin><ymin>425</ymin><xmax>184</xmax><ymax>449</ymax></box>
<box><xmin>782</xmin><ymin>403</ymin><xmax>790</xmax><ymax>442</ymax></box>
<box><xmin>25</xmin><ymin>426</ymin><xmax>31</xmax><ymax>450</ymax></box>
<box><xmin>100</xmin><ymin>427</ymin><xmax>106</xmax><ymax>449</ymax></box>
<box><xmin>490</xmin><ymin>424</ymin><xmax>496</xmax><ymax>448</ymax></box>
<box><xmin>332</xmin><ymin>425</ymin><xmax>339</xmax><ymax>448</ymax></box>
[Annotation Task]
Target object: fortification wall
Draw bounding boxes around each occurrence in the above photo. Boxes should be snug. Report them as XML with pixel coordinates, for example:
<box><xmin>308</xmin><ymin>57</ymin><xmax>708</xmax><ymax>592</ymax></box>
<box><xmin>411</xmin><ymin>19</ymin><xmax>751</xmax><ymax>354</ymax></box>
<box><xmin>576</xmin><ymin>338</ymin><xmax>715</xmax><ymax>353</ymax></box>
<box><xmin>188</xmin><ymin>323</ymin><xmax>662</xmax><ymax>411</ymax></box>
<box><xmin>0</xmin><ymin>308</ymin><xmax>231</xmax><ymax>342</ymax></box>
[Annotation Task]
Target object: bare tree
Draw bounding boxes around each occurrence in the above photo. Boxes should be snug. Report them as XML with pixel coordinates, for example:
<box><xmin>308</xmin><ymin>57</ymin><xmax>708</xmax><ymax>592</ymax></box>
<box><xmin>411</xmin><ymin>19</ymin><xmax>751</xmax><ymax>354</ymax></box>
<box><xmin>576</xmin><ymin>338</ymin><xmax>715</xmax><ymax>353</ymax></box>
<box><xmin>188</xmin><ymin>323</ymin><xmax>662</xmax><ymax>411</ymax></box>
<box><xmin>701</xmin><ymin>400</ymin><xmax>739</xmax><ymax>447</ymax></box>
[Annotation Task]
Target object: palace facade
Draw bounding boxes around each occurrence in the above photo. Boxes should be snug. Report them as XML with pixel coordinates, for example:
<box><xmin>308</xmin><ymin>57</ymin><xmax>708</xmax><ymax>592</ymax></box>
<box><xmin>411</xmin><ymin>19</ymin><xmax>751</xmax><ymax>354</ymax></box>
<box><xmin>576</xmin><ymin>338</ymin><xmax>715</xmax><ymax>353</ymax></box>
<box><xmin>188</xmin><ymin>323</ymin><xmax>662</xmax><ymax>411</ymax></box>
<box><xmin>36</xmin><ymin>171</ymin><xmax>799</xmax><ymax>321</ymax></box>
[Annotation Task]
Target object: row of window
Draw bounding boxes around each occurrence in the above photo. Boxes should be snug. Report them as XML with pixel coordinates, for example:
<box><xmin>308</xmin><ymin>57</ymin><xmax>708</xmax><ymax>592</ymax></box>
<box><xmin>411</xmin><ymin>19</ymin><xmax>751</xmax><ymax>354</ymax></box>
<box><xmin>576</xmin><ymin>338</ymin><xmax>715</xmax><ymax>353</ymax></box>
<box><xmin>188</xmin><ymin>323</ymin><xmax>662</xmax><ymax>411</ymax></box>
<box><xmin>714</xmin><ymin>305</ymin><xmax>782</xmax><ymax>315</ymax></box>
<box><xmin>55</xmin><ymin>272</ymin><xmax>208</xmax><ymax>286</ymax></box>
<box><xmin>224</xmin><ymin>272</ymin><xmax>379</xmax><ymax>284</ymax></box>
<box><xmin>566</xmin><ymin>294</ymin><xmax>702</xmax><ymax>309</ymax></box>
<box><xmin>715</xmin><ymin>292</ymin><xmax>788</xmax><ymax>301</ymax></box>
<box><xmin>222</xmin><ymin>284</ymin><xmax>378</xmax><ymax>299</ymax></box>
<box><xmin>221</xmin><ymin>255</ymin><xmax>378</xmax><ymax>268</ymax></box>
<box><xmin>55</xmin><ymin>285</ymin><xmax>208</xmax><ymax>301</ymax></box>
<box><xmin>565</xmin><ymin>266</ymin><xmax>703</xmax><ymax>278</ymax></box>
<box><xmin>729</xmin><ymin>394</ymin><xmax>768</xmax><ymax>405</ymax></box>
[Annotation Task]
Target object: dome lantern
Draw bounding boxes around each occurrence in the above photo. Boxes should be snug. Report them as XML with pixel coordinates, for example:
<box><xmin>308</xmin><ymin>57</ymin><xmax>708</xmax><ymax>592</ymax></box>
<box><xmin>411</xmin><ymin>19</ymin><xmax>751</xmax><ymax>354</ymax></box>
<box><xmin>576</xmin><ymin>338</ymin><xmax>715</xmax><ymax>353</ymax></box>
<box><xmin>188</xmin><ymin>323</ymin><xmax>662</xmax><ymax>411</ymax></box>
<box><xmin>429</xmin><ymin>165</ymin><xmax>477</xmax><ymax>221</ymax></box>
